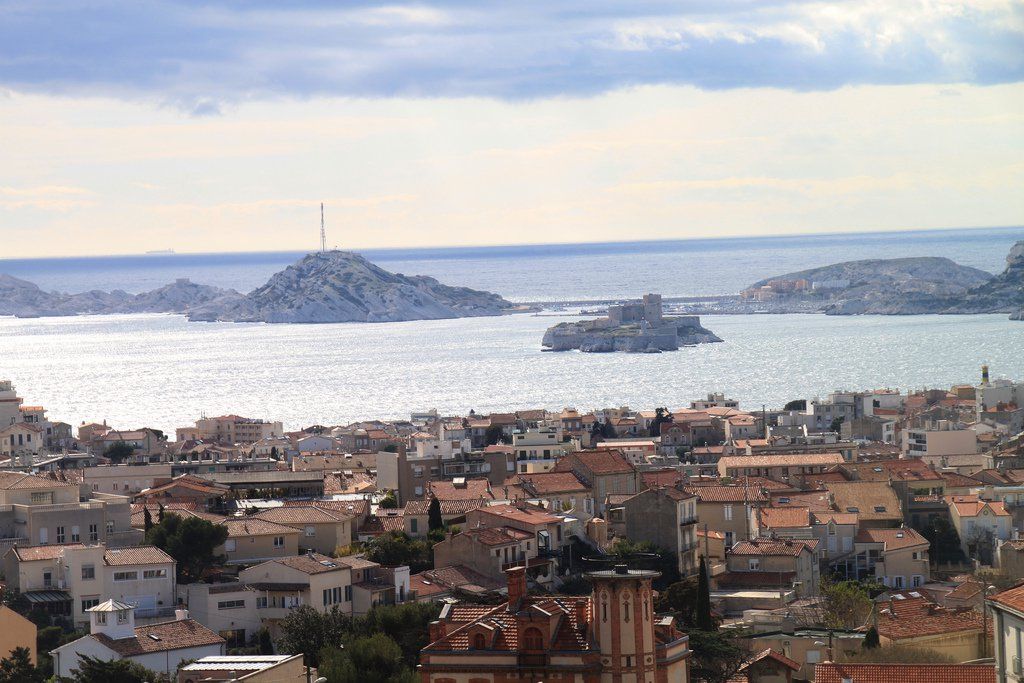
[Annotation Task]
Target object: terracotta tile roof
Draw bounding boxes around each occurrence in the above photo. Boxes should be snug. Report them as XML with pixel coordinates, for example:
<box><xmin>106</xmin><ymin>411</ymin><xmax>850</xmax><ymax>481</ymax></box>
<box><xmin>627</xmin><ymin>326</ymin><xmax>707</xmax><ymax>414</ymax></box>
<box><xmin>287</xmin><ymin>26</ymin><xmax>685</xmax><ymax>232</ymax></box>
<box><xmin>946</xmin><ymin>495</ymin><xmax>1010</xmax><ymax>517</ymax></box>
<box><xmin>989</xmin><ymin>581</ymin><xmax>1024</xmax><ymax>614</ymax></box>
<box><xmin>855</xmin><ymin>527</ymin><xmax>928</xmax><ymax>551</ymax></box>
<box><xmin>553</xmin><ymin>450</ymin><xmax>634</xmax><ymax>475</ymax></box>
<box><xmin>427</xmin><ymin>478</ymin><xmax>495</xmax><ymax>501</ymax></box>
<box><xmin>275</xmin><ymin>552</ymin><xmax>354</xmax><ymax>575</ymax></box>
<box><xmin>465</xmin><ymin>526</ymin><xmax>532</xmax><ymax>547</ymax></box>
<box><xmin>0</xmin><ymin>471</ymin><xmax>75</xmax><ymax>490</ymax></box>
<box><xmin>90</xmin><ymin>619</ymin><xmax>225</xmax><ymax>656</ymax></box>
<box><xmin>284</xmin><ymin>499</ymin><xmax>369</xmax><ymax>517</ymax></box>
<box><xmin>742</xmin><ymin>648</ymin><xmax>801</xmax><ymax>672</ymax></box>
<box><xmin>771</xmin><ymin>490</ymin><xmax>834</xmax><ymax>512</ymax></box>
<box><xmin>358</xmin><ymin>512</ymin><xmax>405</xmax><ymax>535</ymax></box>
<box><xmin>411</xmin><ymin>565</ymin><xmax>505</xmax><ymax>596</ymax></box>
<box><xmin>141</xmin><ymin>474</ymin><xmax>229</xmax><ymax>497</ymax></box>
<box><xmin>403</xmin><ymin>498</ymin><xmax>486</xmax><ymax>516</ymax></box>
<box><xmin>940</xmin><ymin>471</ymin><xmax>983</xmax><ymax>488</ymax></box>
<box><xmin>684</xmin><ymin>484</ymin><xmax>769</xmax><ymax>503</ymax></box>
<box><xmin>511</xmin><ymin>472</ymin><xmax>589</xmax><ymax>495</ymax></box>
<box><xmin>221</xmin><ymin>518</ymin><xmax>300</xmax><ymax>538</ymax></box>
<box><xmin>254</xmin><ymin>506</ymin><xmax>351</xmax><ymax>524</ymax></box>
<box><xmin>730</xmin><ymin>538</ymin><xmax>816</xmax><ymax>557</ymax></box>
<box><xmin>814</xmin><ymin>663</ymin><xmax>994</xmax><ymax>683</ymax></box>
<box><xmin>812</xmin><ymin>512</ymin><xmax>858</xmax><ymax>525</ymax></box>
<box><xmin>758</xmin><ymin>506</ymin><xmax>811</xmax><ymax>529</ymax></box>
<box><xmin>945</xmin><ymin>580</ymin><xmax>985</xmax><ymax>601</ymax></box>
<box><xmin>718</xmin><ymin>453</ymin><xmax>845</xmax><ymax>469</ymax></box>
<box><xmin>825</xmin><ymin>481</ymin><xmax>902</xmax><ymax>520</ymax></box>
<box><xmin>103</xmin><ymin>546</ymin><xmax>173</xmax><ymax>566</ymax></box>
<box><xmin>6</xmin><ymin>543</ymin><xmax>86</xmax><ymax>561</ymax></box>
<box><xmin>640</xmin><ymin>468</ymin><xmax>684</xmax><ymax>488</ymax></box>
<box><xmin>876</xmin><ymin>593</ymin><xmax>984</xmax><ymax>639</ymax></box>
<box><xmin>473</xmin><ymin>504</ymin><xmax>561</xmax><ymax>526</ymax></box>
<box><xmin>843</xmin><ymin>459</ymin><xmax>942</xmax><ymax>483</ymax></box>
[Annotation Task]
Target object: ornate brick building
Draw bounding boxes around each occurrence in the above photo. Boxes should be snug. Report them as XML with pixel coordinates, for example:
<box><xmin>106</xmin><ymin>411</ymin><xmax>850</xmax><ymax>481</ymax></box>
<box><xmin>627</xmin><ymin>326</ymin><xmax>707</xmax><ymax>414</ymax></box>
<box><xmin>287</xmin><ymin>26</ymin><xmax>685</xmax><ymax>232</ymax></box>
<box><xmin>417</xmin><ymin>565</ymin><xmax>690</xmax><ymax>682</ymax></box>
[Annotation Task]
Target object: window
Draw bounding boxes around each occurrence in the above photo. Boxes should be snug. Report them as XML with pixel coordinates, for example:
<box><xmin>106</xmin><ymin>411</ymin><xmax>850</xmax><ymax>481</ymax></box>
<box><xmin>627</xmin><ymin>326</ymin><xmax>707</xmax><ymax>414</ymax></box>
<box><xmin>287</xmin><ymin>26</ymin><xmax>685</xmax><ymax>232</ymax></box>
<box><xmin>256</xmin><ymin>597</ymin><xmax>268</xmax><ymax>608</ymax></box>
<box><xmin>410</xmin><ymin>519</ymin><xmax>418</xmax><ymax>533</ymax></box>
<box><xmin>218</xmin><ymin>599</ymin><xmax>246</xmax><ymax>609</ymax></box>
<box><xmin>344</xmin><ymin>585</ymin><xmax>352</xmax><ymax>601</ymax></box>
<box><xmin>472</xmin><ymin>633</ymin><xmax>487</xmax><ymax>650</ymax></box>
<box><xmin>219</xmin><ymin>629</ymin><xmax>247</xmax><ymax>648</ymax></box>
<box><xmin>305</xmin><ymin>526</ymin><xmax>316</xmax><ymax>537</ymax></box>
<box><xmin>82</xmin><ymin>598</ymin><xmax>100</xmax><ymax>612</ymax></box>
<box><xmin>273</xmin><ymin>536</ymin><xmax>285</xmax><ymax>548</ymax></box>
<box><xmin>71</xmin><ymin>526</ymin><xmax>80</xmax><ymax>542</ymax></box>
<box><xmin>81</xmin><ymin>565</ymin><xmax>95</xmax><ymax>580</ymax></box>
<box><xmin>117</xmin><ymin>611</ymin><xmax>129</xmax><ymax>624</ymax></box>
<box><xmin>724</xmin><ymin>504</ymin><xmax>733</xmax><ymax>521</ymax></box>
<box><xmin>89</xmin><ymin>524</ymin><xmax>98</xmax><ymax>542</ymax></box>
<box><xmin>893</xmin><ymin>576</ymin><xmax>905</xmax><ymax>588</ymax></box>
<box><xmin>912</xmin><ymin>575</ymin><xmax>923</xmax><ymax>587</ymax></box>
<box><xmin>748</xmin><ymin>559</ymin><xmax>760</xmax><ymax>571</ymax></box>
<box><xmin>95</xmin><ymin>613</ymin><xmax>107</xmax><ymax>625</ymax></box>
<box><xmin>43</xmin><ymin>571</ymin><xmax>53</xmax><ymax>588</ymax></box>
<box><xmin>523</xmin><ymin>627</ymin><xmax>544</xmax><ymax>650</ymax></box>
<box><xmin>414</xmin><ymin>486</ymin><xmax>423</xmax><ymax>496</ymax></box>
<box><xmin>106</xmin><ymin>521</ymin><xmax>115</xmax><ymax>534</ymax></box>
<box><xmin>806</xmin><ymin>650</ymin><xmax>821</xmax><ymax>664</ymax></box>
<box><xmin>56</xmin><ymin>526</ymin><xmax>66</xmax><ymax>543</ymax></box>
<box><xmin>113</xmin><ymin>571</ymin><xmax>138</xmax><ymax>581</ymax></box>
<box><xmin>225</xmin><ymin>539</ymin><xmax>237</xmax><ymax>552</ymax></box>
<box><xmin>143</xmin><ymin>569</ymin><xmax>167</xmax><ymax>579</ymax></box>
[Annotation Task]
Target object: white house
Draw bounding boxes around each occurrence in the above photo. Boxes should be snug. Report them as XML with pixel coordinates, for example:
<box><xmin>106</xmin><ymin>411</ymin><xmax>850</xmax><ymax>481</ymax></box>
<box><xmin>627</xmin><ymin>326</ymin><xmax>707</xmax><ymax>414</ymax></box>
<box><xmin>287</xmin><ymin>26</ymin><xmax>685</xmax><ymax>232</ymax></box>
<box><xmin>51</xmin><ymin>600</ymin><xmax>225</xmax><ymax>679</ymax></box>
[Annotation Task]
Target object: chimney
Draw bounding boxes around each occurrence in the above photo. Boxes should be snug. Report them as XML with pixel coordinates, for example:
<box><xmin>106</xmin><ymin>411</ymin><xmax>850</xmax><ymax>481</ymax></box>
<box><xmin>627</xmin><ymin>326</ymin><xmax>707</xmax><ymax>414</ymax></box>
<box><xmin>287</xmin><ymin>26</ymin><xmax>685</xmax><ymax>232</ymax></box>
<box><xmin>506</xmin><ymin>567</ymin><xmax>527</xmax><ymax>609</ymax></box>
<box><xmin>175</xmin><ymin>608</ymin><xmax>189</xmax><ymax>621</ymax></box>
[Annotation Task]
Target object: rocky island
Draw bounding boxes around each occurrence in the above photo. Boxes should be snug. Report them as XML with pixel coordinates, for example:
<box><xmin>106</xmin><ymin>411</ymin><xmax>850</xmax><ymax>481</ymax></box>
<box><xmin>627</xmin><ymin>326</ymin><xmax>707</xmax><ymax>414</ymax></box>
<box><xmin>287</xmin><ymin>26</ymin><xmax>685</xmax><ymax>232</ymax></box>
<box><xmin>736</xmin><ymin>240</ymin><xmax>1024</xmax><ymax>319</ymax></box>
<box><xmin>188</xmin><ymin>251</ymin><xmax>514</xmax><ymax>323</ymax></box>
<box><xmin>0</xmin><ymin>251</ymin><xmax>515</xmax><ymax>324</ymax></box>
<box><xmin>542</xmin><ymin>294</ymin><xmax>722</xmax><ymax>352</ymax></box>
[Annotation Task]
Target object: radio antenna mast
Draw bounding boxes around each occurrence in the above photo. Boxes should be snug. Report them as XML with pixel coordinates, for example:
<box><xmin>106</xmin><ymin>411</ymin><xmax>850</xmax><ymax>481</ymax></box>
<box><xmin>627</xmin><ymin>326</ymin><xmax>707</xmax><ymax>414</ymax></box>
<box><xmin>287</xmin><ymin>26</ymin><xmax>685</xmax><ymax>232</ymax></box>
<box><xmin>320</xmin><ymin>203</ymin><xmax>326</xmax><ymax>253</ymax></box>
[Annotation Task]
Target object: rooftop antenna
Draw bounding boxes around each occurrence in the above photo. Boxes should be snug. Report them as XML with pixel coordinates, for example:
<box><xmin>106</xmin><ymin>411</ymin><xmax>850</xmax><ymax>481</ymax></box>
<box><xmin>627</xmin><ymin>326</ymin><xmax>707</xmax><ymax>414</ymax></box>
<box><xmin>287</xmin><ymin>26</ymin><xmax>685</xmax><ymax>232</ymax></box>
<box><xmin>320</xmin><ymin>202</ymin><xmax>326</xmax><ymax>253</ymax></box>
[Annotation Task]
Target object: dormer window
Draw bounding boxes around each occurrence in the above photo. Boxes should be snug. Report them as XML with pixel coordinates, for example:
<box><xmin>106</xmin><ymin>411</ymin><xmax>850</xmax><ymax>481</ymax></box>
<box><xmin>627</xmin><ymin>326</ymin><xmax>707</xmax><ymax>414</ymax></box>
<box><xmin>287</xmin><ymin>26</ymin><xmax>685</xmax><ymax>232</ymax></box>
<box><xmin>522</xmin><ymin>627</ymin><xmax>544</xmax><ymax>651</ymax></box>
<box><xmin>472</xmin><ymin>633</ymin><xmax>487</xmax><ymax>650</ymax></box>
<box><xmin>117</xmin><ymin>611</ymin><xmax>129</xmax><ymax>625</ymax></box>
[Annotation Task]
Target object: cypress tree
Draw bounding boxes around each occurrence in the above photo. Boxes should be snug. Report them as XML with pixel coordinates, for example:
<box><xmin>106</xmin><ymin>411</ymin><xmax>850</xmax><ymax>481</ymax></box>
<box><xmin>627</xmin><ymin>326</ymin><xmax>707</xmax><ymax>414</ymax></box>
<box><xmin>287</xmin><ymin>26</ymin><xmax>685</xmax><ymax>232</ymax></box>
<box><xmin>696</xmin><ymin>556</ymin><xmax>715</xmax><ymax>631</ymax></box>
<box><xmin>143</xmin><ymin>506</ymin><xmax>153</xmax><ymax>532</ymax></box>
<box><xmin>157</xmin><ymin>501</ymin><xmax>165</xmax><ymax>522</ymax></box>
<box><xmin>863</xmin><ymin>625</ymin><xmax>880</xmax><ymax>649</ymax></box>
<box><xmin>428</xmin><ymin>496</ymin><xmax>443</xmax><ymax>532</ymax></box>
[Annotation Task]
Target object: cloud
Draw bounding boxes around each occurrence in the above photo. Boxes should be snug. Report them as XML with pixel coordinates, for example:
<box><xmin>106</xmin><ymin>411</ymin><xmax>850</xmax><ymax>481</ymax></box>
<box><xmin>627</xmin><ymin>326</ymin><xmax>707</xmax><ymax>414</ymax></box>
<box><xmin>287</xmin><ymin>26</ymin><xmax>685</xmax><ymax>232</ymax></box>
<box><xmin>0</xmin><ymin>1</ymin><xmax>1021</xmax><ymax>105</ymax></box>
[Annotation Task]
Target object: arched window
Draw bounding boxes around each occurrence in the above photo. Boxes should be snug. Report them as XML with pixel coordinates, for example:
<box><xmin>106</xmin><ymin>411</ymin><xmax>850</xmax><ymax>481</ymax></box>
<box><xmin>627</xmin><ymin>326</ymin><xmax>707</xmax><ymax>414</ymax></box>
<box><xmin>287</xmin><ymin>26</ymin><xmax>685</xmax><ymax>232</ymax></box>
<box><xmin>523</xmin><ymin>627</ymin><xmax>544</xmax><ymax>650</ymax></box>
<box><xmin>472</xmin><ymin>633</ymin><xmax>487</xmax><ymax>650</ymax></box>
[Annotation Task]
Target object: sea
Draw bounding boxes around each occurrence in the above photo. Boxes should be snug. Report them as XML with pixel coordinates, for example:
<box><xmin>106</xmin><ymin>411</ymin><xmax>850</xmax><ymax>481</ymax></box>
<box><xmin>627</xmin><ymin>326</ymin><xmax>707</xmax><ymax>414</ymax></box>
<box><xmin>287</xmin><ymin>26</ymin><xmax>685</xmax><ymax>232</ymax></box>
<box><xmin>1</xmin><ymin>226</ymin><xmax>1023</xmax><ymax>433</ymax></box>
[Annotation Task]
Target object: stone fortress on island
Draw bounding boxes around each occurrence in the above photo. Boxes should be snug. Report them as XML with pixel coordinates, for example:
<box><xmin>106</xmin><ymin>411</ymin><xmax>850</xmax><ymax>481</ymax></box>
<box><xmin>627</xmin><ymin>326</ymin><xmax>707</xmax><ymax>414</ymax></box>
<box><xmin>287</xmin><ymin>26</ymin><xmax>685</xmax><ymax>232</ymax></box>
<box><xmin>542</xmin><ymin>293</ymin><xmax>722</xmax><ymax>352</ymax></box>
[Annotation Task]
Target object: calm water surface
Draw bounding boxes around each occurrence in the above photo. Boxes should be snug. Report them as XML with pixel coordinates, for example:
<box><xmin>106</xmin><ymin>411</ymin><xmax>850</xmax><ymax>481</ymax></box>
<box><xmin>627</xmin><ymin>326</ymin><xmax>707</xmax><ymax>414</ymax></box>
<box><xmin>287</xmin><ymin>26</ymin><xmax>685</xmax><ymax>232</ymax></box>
<box><xmin>0</xmin><ymin>312</ymin><xmax>1019</xmax><ymax>433</ymax></box>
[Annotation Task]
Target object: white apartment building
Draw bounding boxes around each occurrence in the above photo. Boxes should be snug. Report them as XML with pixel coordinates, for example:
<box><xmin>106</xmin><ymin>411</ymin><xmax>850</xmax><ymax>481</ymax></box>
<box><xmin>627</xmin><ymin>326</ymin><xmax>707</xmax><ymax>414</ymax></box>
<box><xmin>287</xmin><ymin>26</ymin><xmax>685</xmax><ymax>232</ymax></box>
<box><xmin>903</xmin><ymin>420</ymin><xmax>978</xmax><ymax>457</ymax></box>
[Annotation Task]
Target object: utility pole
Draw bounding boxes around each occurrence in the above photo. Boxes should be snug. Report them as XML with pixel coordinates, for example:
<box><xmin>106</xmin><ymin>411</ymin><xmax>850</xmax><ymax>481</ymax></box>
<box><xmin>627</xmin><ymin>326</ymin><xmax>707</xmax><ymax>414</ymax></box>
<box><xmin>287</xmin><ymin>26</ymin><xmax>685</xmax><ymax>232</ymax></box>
<box><xmin>320</xmin><ymin>202</ymin><xmax>326</xmax><ymax>253</ymax></box>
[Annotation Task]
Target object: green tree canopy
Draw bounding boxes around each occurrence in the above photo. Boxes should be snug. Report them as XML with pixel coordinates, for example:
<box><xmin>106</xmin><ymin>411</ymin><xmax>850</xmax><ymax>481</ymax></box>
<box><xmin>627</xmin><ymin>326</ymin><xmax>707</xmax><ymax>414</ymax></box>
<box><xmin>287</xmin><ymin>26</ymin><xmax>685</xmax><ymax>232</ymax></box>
<box><xmin>687</xmin><ymin>630</ymin><xmax>747</xmax><ymax>683</ymax></box>
<box><xmin>276</xmin><ymin>604</ymin><xmax>351</xmax><ymax>668</ymax></box>
<box><xmin>427</xmin><ymin>496</ymin><xmax>443</xmax><ymax>532</ymax></box>
<box><xmin>145</xmin><ymin>513</ymin><xmax>228</xmax><ymax>583</ymax></box>
<box><xmin>654</xmin><ymin>577</ymin><xmax>698</xmax><ymax>627</ymax></box>
<box><xmin>348</xmin><ymin>602</ymin><xmax>443</xmax><ymax>667</ymax></box>
<box><xmin>863</xmin><ymin>626</ymin><xmax>880</xmax><ymax>649</ymax></box>
<box><xmin>648</xmin><ymin>407</ymin><xmax>673</xmax><ymax>437</ymax></box>
<box><xmin>102</xmin><ymin>441</ymin><xmax>134</xmax><ymax>464</ymax></box>
<box><xmin>0</xmin><ymin>647</ymin><xmax>44</xmax><ymax>683</ymax></box>
<box><xmin>695</xmin><ymin>556</ymin><xmax>715</xmax><ymax>631</ymax></box>
<box><xmin>783</xmin><ymin>399</ymin><xmax>807</xmax><ymax>411</ymax></box>
<box><xmin>817</xmin><ymin>579</ymin><xmax>874</xmax><ymax>630</ymax></box>
<box><xmin>608</xmin><ymin>538</ymin><xmax>679</xmax><ymax>589</ymax></box>
<box><xmin>378</xmin><ymin>491</ymin><xmax>399</xmax><ymax>509</ymax></box>
<box><xmin>69</xmin><ymin>655</ymin><xmax>161</xmax><ymax>683</ymax></box>
<box><xmin>364</xmin><ymin>531</ymin><xmax>433</xmax><ymax>573</ymax></box>
<box><xmin>319</xmin><ymin>635</ymin><xmax>416</xmax><ymax>683</ymax></box>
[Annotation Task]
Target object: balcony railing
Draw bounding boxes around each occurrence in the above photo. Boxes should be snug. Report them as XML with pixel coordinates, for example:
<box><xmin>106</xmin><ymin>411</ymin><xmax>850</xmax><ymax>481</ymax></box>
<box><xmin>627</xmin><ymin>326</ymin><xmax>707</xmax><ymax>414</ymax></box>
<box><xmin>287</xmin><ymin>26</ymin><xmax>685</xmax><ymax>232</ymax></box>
<box><xmin>679</xmin><ymin>516</ymin><xmax>698</xmax><ymax>527</ymax></box>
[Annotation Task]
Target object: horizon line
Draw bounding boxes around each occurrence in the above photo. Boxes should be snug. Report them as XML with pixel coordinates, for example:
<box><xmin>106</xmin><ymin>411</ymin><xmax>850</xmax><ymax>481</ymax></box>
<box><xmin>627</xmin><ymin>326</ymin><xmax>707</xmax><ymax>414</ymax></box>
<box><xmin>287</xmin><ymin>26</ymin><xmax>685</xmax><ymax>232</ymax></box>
<box><xmin>2</xmin><ymin>223</ymin><xmax>1022</xmax><ymax>263</ymax></box>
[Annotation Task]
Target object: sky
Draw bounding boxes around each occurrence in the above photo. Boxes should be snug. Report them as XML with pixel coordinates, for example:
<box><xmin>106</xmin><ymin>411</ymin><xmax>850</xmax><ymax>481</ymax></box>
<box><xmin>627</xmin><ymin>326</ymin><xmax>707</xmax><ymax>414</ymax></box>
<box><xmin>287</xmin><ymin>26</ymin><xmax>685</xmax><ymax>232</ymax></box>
<box><xmin>1</xmin><ymin>1</ymin><xmax>1023</xmax><ymax>256</ymax></box>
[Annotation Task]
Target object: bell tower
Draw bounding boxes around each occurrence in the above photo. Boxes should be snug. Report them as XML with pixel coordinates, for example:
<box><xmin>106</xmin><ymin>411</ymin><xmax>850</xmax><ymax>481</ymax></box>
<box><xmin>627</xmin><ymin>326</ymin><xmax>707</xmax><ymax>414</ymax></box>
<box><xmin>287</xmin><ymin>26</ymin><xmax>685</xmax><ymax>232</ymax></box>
<box><xmin>589</xmin><ymin>565</ymin><xmax>661</xmax><ymax>683</ymax></box>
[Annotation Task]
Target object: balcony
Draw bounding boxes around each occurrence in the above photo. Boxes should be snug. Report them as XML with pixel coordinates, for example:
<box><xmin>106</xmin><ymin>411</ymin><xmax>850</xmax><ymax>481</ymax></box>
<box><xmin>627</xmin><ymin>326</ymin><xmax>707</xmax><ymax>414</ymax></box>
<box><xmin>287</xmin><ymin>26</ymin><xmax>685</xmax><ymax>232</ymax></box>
<box><xmin>679</xmin><ymin>515</ymin><xmax>698</xmax><ymax>527</ymax></box>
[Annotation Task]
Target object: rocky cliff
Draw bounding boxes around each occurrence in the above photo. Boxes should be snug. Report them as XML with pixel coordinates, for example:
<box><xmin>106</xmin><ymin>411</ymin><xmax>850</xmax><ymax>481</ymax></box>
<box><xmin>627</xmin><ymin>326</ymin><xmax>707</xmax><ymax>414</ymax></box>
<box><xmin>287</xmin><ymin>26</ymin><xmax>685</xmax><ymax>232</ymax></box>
<box><xmin>942</xmin><ymin>240</ymin><xmax>1024</xmax><ymax>315</ymax></box>
<box><xmin>1</xmin><ymin>251</ymin><xmax>512</xmax><ymax>323</ymax></box>
<box><xmin>187</xmin><ymin>251</ymin><xmax>513</xmax><ymax>323</ymax></box>
<box><xmin>0</xmin><ymin>274</ymin><xmax>238</xmax><ymax>318</ymax></box>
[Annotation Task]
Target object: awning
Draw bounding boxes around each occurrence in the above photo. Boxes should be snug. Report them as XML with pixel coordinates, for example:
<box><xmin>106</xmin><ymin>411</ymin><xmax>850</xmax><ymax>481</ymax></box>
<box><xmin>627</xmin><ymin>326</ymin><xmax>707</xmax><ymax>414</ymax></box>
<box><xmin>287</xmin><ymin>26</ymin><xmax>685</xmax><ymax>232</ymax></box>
<box><xmin>24</xmin><ymin>590</ymin><xmax>72</xmax><ymax>604</ymax></box>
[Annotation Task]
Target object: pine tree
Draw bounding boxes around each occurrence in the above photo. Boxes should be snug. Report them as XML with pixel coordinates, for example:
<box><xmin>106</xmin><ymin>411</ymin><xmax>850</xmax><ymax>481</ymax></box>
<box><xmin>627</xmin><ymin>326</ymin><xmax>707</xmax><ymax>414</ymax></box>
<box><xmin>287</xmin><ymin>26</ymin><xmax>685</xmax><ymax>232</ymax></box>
<box><xmin>695</xmin><ymin>556</ymin><xmax>715</xmax><ymax>631</ymax></box>
<box><xmin>427</xmin><ymin>497</ymin><xmax>443</xmax><ymax>532</ymax></box>
<box><xmin>863</xmin><ymin>625</ymin><xmax>880</xmax><ymax>649</ymax></box>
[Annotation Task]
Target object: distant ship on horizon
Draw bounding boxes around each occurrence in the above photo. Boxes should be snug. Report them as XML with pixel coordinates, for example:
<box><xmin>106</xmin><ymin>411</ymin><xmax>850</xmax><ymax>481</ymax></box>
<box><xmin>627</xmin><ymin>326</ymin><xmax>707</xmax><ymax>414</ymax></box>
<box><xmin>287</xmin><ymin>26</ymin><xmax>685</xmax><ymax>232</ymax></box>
<box><xmin>144</xmin><ymin>249</ymin><xmax>176</xmax><ymax>255</ymax></box>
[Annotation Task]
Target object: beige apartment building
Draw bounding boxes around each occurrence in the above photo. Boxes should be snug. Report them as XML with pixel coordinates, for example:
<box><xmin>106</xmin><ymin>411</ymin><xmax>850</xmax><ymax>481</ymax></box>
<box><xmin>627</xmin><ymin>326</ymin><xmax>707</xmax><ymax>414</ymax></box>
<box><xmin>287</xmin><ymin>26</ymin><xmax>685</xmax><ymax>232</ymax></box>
<box><xmin>852</xmin><ymin>527</ymin><xmax>930</xmax><ymax>589</ymax></box>
<box><xmin>622</xmin><ymin>486</ymin><xmax>699</xmax><ymax>576</ymax></box>
<box><xmin>716</xmin><ymin>453</ymin><xmax>845</xmax><ymax>482</ymax></box>
<box><xmin>84</xmin><ymin>463</ymin><xmax>173</xmax><ymax>495</ymax></box>
<box><xmin>253</xmin><ymin>505</ymin><xmax>355</xmax><ymax>555</ymax></box>
<box><xmin>0</xmin><ymin>471</ymin><xmax>138</xmax><ymax>551</ymax></box>
<box><xmin>684</xmin><ymin>484</ymin><xmax>768</xmax><ymax>548</ymax></box>
<box><xmin>219</xmin><ymin>518</ymin><xmax>300</xmax><ymax>567</ymax></box>
<box><xmin>177</xmin><ymin>416</ymin><xmax>284</xmax><ymax>445</ymax></box>
<box><xmin>947</xmin><ymin>494</ymin><xmax>1013</xmax><ymax>565</ymax></box>
<box><xmin>3</xmin><ymin>543</ymin><xmax>176</xmax><ymax>626</ymax></box>
<box><xmin>721</xmin><ymin>538</ymin><xmax>819</xmax><ymax>596</ymax></box>
<box><xmin>177</xmin><ymin>583</ymin><xmax>263</xmax><ymax>647</ymax></box>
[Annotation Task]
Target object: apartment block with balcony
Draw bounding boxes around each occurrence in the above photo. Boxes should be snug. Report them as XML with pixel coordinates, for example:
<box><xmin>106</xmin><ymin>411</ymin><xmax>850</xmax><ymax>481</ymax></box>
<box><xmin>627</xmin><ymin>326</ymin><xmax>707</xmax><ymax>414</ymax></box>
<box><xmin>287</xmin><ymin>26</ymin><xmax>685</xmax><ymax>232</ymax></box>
<box><xmin>903</xmin><ymin>420</ymin><xmax>979</xmax><ymax>457</ymax></box>
<box><xmin>0</xmin><ymin>471</ymin><xmax>139</xmax><ymax>553</ymax></box>
<box><xmin>176</xmin><ymin>415</ymin><xmax>284</xmax><ymax>446</ymax></box>
<box><xmin>621</xmin><ymin>486</ymin><xmax>699</xmax><ymax>576</ymax></box>
<box><xmin>2</xmin><ymin>543</ymin><xmax>176</xmax><ymax>626</ymax></box>
<box><xmin>849</xmin><ymin>527</ymin><xmax>930</xmax><ymax>589</ymax></box>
